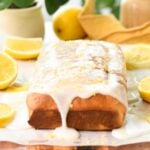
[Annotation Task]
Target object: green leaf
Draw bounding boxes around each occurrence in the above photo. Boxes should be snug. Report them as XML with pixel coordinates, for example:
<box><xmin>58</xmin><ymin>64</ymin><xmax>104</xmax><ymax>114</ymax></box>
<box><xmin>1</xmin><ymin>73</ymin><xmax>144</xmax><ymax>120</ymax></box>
<box><xmin>95</xmin><ymin>0</ymin><xmax>115</xmax><ymax>13</ymax></box>
<box><xmin>45</xmin><ymin>0</ymin><xmax>68</xmax><ymax>15</ymax></box>
<box><xmin>112</xmin><ymin>0</ymin><xmax>121</xmax><ymax>18</ymax></box>
<box><xmin>96</xmin><ymin>0</ymin><xmax>115</xmax><ymax>9</ymax></box>
<box><xmin>13</xmin><ymin>0</ymin><xmax>35</xmax><ymax>8</ymax></box>
<box><xmin>82</xmin><ymin>0</ymin><xmax>115</xmax><ymax>10</ymax></box>
<box><xmin>82</xmin><ymin>0</ymin><xmax>120</xmax><ymax>18</ymax></box>
<box><xmin>112</xmin><ymin>5</ymin><xmax>120</xmax><ymax>19</ymax></box>
<box><xmin>0</xmin><ymin>0</ymin><xmax>12</xmax><ymax>10</ymax></box>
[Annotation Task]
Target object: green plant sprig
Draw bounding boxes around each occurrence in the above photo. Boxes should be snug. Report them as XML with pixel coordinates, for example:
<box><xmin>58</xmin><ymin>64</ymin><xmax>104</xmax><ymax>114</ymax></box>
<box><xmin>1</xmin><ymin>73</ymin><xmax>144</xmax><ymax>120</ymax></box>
<box><xmin>82</xmin><ymin>0</ymin><xmax>121</xmax><ymax>18</ymax></box>
<box><xmin>0</xmin><ymin>0</ymin><xmax>120</xmax><ymax>18</ymax></box>
<box><xmin>0</xmin><ymin>0</ymin><xmax>35</xmax><ymax>10</ymax></box>
<box><xmin>0</xmin><ymin>0</ymin><xmax>68</xmax><ymax>14</ymax></box>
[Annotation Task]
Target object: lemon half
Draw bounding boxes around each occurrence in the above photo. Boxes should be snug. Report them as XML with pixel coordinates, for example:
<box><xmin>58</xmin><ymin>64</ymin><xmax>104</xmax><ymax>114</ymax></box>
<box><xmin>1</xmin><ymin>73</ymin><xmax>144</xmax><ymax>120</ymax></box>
<box><xmin>124</xmin><ymin>44</ymin><xmax>150</xmax><ymax>70</ymax></box>
<box><xmin>0</xmin><ymin>103</ymin><xmax>15</xmax><ymax>128</ymax></box>
<box><xmin>0</xmin><ymin>53</ymin><xmax>18</xmax><ymax>90</ymax></box>
<box><xmin>138</xmin><ymin>76</ymin><xmax>150</xmax><ymax>103</ymax></box>
<box><xmin>3</xmin><ymin>37</ymin><xmax>43</xmax><ymax>60</ymax></box>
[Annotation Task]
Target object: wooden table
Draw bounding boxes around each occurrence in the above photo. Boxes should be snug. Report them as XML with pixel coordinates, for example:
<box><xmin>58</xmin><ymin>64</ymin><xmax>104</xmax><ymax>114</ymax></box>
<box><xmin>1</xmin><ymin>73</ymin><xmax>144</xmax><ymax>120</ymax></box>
<box><xmin>0</xmin><ymin>142</ymin><xmax>150</xmax><ymax>150</ymax></box>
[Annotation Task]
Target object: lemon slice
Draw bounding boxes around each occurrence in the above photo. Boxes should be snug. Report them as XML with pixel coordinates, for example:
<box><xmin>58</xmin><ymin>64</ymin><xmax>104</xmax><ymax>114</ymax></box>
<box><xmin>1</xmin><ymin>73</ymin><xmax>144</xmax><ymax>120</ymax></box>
<box><xmin>0</xmin><ymin>103</ymin><xmax>15</xmax><ymax>128</ymax></box>
<box><xmin>6</xmin><ymin>84</ymin><xmax>29</xmax><ymax>92</ymax></box>
<box><xmin>138</xmin><ymin>76</ymin><xmax>150</xmax><ymax>103</ymax></box>
<box><xmin>0</xmin><ymin>53</ymin><xmax>18</xmax><ymax>90</ymax></box>
<box><xmin>124</xmin><ymin>44</ymin><xmax>150</xmax><ymax>70</ymax></box>
<box><xmin>3</xmin><ymin>37</ymin><xmax>43</xmax><ymax>60</ymax></box>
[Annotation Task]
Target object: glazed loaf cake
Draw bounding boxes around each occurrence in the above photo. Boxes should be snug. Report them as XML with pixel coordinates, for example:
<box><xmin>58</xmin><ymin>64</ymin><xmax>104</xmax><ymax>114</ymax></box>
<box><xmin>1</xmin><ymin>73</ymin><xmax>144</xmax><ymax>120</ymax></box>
<box><xmin>27</xmin><ymin>40</ymin><xmax>127</xmax><ymax>130</ymax></box>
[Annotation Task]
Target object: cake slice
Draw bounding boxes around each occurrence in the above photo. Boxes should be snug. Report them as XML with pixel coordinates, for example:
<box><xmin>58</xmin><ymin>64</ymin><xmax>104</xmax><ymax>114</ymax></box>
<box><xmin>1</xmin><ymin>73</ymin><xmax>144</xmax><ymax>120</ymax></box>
<box><xmin>27</xmin><ymin>40</ymin><xmax>127</xmax><ymax>130</ymax></box>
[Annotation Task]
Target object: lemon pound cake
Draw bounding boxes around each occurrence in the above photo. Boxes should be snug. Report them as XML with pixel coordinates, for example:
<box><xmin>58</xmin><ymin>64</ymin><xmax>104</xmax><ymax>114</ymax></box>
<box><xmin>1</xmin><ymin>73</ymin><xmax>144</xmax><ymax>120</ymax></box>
<box><xmin>27</xmin><ymin>40</ymin><xmax>127</xmax><ymax>132</ymax></box>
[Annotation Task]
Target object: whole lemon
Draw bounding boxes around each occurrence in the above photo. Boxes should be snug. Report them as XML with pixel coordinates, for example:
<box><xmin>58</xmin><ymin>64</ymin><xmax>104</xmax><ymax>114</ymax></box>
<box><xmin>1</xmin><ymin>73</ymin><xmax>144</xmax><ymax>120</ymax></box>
<box><xmin>52</xmin><ymin>6</ymin><xmax>86</xmax><ymax>40</ymax></box>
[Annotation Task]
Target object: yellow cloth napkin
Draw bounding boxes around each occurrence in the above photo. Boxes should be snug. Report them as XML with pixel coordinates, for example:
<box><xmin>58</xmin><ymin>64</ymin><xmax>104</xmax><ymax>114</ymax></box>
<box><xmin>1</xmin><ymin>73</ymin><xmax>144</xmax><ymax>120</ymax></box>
<box><xmin>79</xmin><ymin>0</ymin><xmax>150</xmax><ymax>44</ymax></box>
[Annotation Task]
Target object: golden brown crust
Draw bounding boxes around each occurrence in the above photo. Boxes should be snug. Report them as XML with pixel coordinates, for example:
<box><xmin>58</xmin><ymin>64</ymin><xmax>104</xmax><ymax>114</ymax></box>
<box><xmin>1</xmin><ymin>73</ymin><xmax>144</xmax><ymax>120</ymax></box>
<box><xmin>27</xmin><ymin>93</ymin><xmax>126</xmax><ymax>130</ymax></box>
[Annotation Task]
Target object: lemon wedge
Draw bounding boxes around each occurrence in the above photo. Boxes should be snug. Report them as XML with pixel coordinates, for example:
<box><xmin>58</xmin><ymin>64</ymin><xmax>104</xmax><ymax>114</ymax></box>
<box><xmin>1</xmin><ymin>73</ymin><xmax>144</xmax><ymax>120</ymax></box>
<box><xmin>0</xmin><ymin>53</ymin><xmax>18</xmax><ymax>90</ymax></box>
<box><xmin>138</xmin><ymin>76</ymin><xmax>150</xmax><ymax>103</ymax></box>
<box><xmin>0</xmin><ymin>103</ymin><xmax>15</xmax><ymax>128</ymax></box>
<box><xmin>124</xmin><ymin>44</ymin><xmax>150</xmax><ymax>70</ymax></box>
<box><xmin>3</xmin><ymin>37</ymin><xmax>43</xmax><ymax>60</ymax></box>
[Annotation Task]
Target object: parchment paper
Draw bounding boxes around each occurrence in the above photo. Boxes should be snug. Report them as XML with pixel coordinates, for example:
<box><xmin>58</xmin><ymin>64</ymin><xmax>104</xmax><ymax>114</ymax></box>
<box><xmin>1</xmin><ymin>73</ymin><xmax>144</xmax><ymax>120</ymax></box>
<box><xmin>0</xmin><ymin>31</ymin><xmax>150</xmax><ymax>146</ymax></box>
<box><xmin>0</xmin><ymin>54</ymin><xmax>150</xmax><ymax>146</ymax></box>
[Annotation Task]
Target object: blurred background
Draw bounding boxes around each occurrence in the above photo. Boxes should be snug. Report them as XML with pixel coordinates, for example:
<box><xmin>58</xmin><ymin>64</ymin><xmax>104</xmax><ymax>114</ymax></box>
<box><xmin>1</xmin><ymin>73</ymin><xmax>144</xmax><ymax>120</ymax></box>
<box><xmin>39</xmin><ymin>0</ymin><xmax>121</xmax><ymax>20</ymax></box>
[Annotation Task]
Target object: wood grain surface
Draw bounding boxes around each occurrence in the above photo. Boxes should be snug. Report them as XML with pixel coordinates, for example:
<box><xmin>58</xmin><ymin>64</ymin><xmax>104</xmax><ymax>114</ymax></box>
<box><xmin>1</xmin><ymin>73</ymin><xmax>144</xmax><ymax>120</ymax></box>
<box><xmin>0</xmin><ymin>142</ymin><xmax>150</xmax><ymax>150</ymax></box>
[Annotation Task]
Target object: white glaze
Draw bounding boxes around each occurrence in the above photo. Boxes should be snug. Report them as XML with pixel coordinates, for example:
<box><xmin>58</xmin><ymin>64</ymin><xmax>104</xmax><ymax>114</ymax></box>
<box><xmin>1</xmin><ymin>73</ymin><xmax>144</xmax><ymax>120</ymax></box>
<box><xmin>30</xmin><ymin>41</ymin><xmax>127</xmax><ymax>140</ymax></box>
<box><xmin>53</xmin><ymin>127</ymin><xmax>79</xmax><ymax>140</ymax></box>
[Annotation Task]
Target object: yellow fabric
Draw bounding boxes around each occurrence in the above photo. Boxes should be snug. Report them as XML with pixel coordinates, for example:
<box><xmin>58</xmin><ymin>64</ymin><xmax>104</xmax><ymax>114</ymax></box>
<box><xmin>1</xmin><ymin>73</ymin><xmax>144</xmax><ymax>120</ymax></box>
<box><xmin>122</xmin><ymin>34</ymin><xmax>150</xmax><ymax>44</ymax></box>
<box><xmin>103</xmin><ymin>22</ymin><xmax>150</xmax><ymax>43</ymax></box>
<box><xmin>79</xmin><ymin>0</ymin><xmax>150</xmax><ymax>44</ymax></box>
